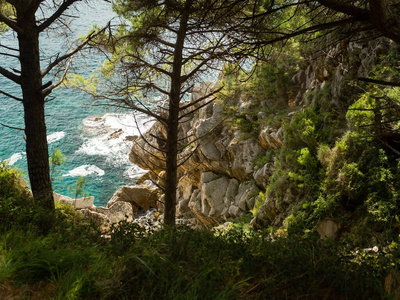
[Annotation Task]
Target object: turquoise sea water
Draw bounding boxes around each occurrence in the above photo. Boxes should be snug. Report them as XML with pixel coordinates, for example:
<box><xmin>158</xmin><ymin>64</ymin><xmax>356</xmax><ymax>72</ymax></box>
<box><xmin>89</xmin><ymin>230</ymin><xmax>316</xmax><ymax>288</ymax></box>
<box><xmin>0</xmin><ymin>2</ymin><xmax>150</xmax><ymax>206</ymax></box>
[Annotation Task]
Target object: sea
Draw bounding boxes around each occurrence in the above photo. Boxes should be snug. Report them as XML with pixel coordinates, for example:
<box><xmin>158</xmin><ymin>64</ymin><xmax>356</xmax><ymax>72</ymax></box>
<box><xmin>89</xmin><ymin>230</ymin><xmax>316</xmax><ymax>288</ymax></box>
<box><xmin>0</xmin><ymin>2</ymin><xmax>153</xmax><ymax>206</ymax></box>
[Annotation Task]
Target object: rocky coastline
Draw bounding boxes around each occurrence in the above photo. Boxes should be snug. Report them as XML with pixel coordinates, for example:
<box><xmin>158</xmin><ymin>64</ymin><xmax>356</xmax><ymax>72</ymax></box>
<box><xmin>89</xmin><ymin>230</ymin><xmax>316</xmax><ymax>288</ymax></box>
<box><xmin>58</xmin><ymin>37</ymin><xmax>389</xmax><ymax>232</ymax></box>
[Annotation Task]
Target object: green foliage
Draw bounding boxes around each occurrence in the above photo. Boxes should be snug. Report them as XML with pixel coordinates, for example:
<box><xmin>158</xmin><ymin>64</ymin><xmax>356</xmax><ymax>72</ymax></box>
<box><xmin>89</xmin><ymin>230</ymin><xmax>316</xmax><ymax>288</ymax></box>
<box><xmin>267</xmin><ymin>108</ymin><xmax>324</xmax><ymax>206</ymax></box>
<box><xmin>68</xmin><ymin>176</ymin><xmax>88</xmax><ymax>200</ymax></box>
<box><xmin>0</xmin><ymin>222</ymin><xmax>395</xmax><ymax>299</ymax></box>
<box><xmin>219</xmin><ymin>35</ymin><xmax>302</xmax><ymax>137</ymax></box>
<box><xmin>0</xmin><ymin>162</ymin><xmax>35</xmax><ymax>229</ymax></box>
<box><xmin>0</xmin><ymin>1</ymin><xmax>14</xmax><ymax>33</ymax></box>
<box><xmin>0</xmin><ymin>176</ymin><xmax>397</xmax><ymax>299</ymax></box>
<box><xmin>304</xmin><ymin>81</ymin><xmax>333</xmax><ymax>109</ymax></box>
<box><xmin>253</xmin><ymin>150</ymin><xmax>275</xmax><ymax>168</ymax></box>
<box><xmin>250</xmin><ymin>192</ymin><xmax>265</xmax><ymax>217</ymax></box>
<box><xmin>246</xmin><ymin>50</ymin><xmax>300</xmax><ymax>107</ymax></box>
<box><xmin>265</xmin><ymin>85</ymin><xmax>400</xmax><ymax>233</ymax></box>
<box><xmin>319</xmin><ymin>130</ymin><xmax>400</xmax><ymax>224</ymax></box>
<box><xmin>49</xmin><ymin>148</ymin><xmax>66</xmax><ymax>183</ymax></box>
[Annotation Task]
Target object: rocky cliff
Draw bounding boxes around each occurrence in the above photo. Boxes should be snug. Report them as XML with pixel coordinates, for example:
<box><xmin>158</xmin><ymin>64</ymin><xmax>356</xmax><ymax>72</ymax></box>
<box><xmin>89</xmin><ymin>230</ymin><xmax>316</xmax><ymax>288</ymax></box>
<box><xmin>127</xmin><ymin>36</ymin><xmax>395</xmax><ymax>228</ymax></box>
<box><xmin>129</xmin><ymin>81</ymin><xmax>284</xmax><ymax>227</ymax></box>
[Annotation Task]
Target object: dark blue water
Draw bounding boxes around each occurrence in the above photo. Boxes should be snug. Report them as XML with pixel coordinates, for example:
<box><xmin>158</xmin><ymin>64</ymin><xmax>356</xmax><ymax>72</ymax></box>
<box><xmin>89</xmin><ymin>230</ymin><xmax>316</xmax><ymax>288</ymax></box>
<box><xmin>0</xmin><ymin>2</ymin><xmax>150</xmax><ymax>206</ymax></box>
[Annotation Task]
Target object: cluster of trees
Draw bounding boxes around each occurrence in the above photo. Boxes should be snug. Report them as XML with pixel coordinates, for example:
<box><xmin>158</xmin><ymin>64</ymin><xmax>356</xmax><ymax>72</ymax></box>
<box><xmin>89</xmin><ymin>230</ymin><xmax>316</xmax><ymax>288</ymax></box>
<box><xmin>1</xmin><ymin>0</ymin><xmax>399</xmax><ymax>226</ymax></box>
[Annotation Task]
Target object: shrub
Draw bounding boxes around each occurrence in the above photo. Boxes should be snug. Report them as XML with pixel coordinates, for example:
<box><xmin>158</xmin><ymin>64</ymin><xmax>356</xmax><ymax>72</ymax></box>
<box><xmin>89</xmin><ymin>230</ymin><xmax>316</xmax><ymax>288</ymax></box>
<box><xmin>0</xmin><ymin>162</ymin><xmax>35</xmax><ymax>229</ymax></box>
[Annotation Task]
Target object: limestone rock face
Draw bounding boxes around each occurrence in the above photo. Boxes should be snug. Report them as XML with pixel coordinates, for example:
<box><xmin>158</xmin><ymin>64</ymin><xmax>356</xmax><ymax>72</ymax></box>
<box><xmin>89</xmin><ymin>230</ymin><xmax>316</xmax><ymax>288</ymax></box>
<box><xmin>122</xmin><ymin>38</ymin><xmax>398</xmax><ymax>229</ymax></box>
<box><xmin>184</xmin><ymin>172</ymin><xmax>260</xmax><ymax>227</ymax></box>
<box><xmin>253</xmin><ymin>163</ymin><xmax>272</xmax><ymax>189</ymax></box>
<box><xmin>258</xmin><ymin>127</ymin><xmax>283</xmax><ymax>150</ymax></box>
<box><xmin>129</xmin><ymin>122</ymin><xmax>167</xmax><ymax>175</ymax></box>
<box><xmin>292</xmin><ymin>38</ymin><xmax>390</xmax><ymax>106</ymax></box>
<box><xmin>201</xmin><ymin>173</ymin><xmax>230</xmax><ymax>216</ymax></box>
<box><xmin>127</xmin><ymin>81</ymin><xmax>274</xmax><ymax>226</ymax></box>
<box><xmin>226</xmin><ymin>136</ymin><xmax>263</xmax><ymax>180</ymax></box>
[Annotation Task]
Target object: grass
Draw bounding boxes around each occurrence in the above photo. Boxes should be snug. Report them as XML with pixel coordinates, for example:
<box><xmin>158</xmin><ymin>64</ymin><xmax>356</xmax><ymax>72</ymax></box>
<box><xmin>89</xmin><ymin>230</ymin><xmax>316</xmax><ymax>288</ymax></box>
<box><xmin>0</xmin><ymin>216</ymin><xmax>396</xmax><ymax>299</ymax></box>
<box><xmin>0</xmin><ymin>162</ymin><xmax>396</xmax><ymax>299</ymax></box>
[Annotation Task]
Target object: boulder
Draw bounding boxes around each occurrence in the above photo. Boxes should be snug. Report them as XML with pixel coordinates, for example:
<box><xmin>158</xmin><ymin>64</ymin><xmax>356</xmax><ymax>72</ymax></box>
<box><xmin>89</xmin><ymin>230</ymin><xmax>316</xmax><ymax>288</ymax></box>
<box><xmin>234</xmin><ymin>182</ymin><xmax>259</xmax><ymax>212</ymax></box>
<box><xmin>53</xmin><ymin>193</ymin><xmax>94</xmax><ymax>209</ymax></box>
<box><xmin>108</xmin><ymin>185</ymin><xmax>158</xmax><ymax>213</ymax></box>
<box><xmin>80</xmin><ymin>208</ymin><xmax>109</xmax><ymax>232</ymax></box>
<box><xmin>223</xmin><ymin>178</ymin><xmax>240</xmax><ymax>208</ymax></box>
<box><xmin>177</xmin><ymin>197</ymin><xmax>194</xmax><ymax>218</ymax></box>
<box><xmin>108</xmin><ymin>128</ymin><xmax>123</xmax><ymax>140</ymax></box>
<box><xmin>316</xmin><ymin>218</ymin><xmax>341</xmax><ymax>239</ymax></box>
<box><xmin>195</xmin><ymin>102</ymin><xmax>223</xmax><ymax>137</ymax></box>
<box><xmin>93</xmin><ymin>201</ymin><xmax>133</xmax><ymax>224</ymax></box>
<box><xmin>188</xmin><ymin>189</ymin><xmax>220</xmax><ymax>227</ymax></box>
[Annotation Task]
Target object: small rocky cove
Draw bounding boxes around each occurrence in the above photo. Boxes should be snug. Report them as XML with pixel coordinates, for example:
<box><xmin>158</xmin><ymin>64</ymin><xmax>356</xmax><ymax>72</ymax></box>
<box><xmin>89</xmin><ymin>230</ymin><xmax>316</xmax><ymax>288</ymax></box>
<box><xmin>55</xmin><ymin>80</ymin><xmax>284</xmax><ymax>230</ymax></box>
<box><xmin>56</xmin><ymin>37</ymin><xmax>394</xmax><ymax>238</ymax></box>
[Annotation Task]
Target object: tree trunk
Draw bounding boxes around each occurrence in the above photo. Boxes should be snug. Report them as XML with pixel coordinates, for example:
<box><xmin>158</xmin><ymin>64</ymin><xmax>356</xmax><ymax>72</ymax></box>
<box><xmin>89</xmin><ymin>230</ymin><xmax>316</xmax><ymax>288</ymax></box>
<box><xmin>163</xmin><ymin>104</ymin><xmax>179</xmax><ymax>226</ymax></box>
<box><xmin>163</xmin><ymin>1</ymin><xmax>191</xmax><ymax>226</ymax></box>
<box><xmin>18</xmin><ymin>13</ymin><xmax>54</xmax><ymax>211</ymax></box>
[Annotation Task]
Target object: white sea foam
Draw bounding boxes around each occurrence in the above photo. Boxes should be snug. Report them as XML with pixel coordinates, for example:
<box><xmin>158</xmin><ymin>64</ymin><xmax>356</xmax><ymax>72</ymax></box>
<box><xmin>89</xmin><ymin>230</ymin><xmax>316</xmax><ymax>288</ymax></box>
<box><xmin>63</xmin><ymin>165</ymin><xmax>105</xmax><ymax>177</ymax></box>
<box><xmin>47</xmin><ymin>131</ymin><xmax>66</xmax><ymax>144</ymax></box>
<box><xmin>7</xmin><ymin>152</ymin><xmax>24</xmax><ymax>165</ymax></box>
<box><xmin>81</xmin><ymin>113</ymin><xmax>154</xmax><ymax>138</ymax></box>
<box><xmin>78</xmin><ymin>113</ymin><xmax>154</xmax><ymax>166</ymax></box>
<box><xmin>123</xmin><ymin>165</ymin><xmax>147</xmax><ymax>179</ymax></box>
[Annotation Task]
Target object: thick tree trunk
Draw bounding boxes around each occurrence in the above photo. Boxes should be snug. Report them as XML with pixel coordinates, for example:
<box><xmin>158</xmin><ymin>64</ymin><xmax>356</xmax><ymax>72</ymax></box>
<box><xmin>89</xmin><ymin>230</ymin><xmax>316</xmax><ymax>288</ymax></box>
<box><xmin>18</xmin><ymin>13</ymin><xmax>54</xmax><ymax>211</ymax></box>
<box><xmin>164</xmin><ymin>102</ymin><xmax>179</xmax><ymax>226</ymax></box>
<box><xmin>163</xmin><ymin>1</ymin><xmax>191</xmax><ymax>226</ymax></box>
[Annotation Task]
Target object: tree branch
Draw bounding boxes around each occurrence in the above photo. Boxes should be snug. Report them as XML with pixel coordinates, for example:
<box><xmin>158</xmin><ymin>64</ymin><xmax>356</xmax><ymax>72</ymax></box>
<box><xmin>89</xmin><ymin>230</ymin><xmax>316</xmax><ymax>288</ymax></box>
<box><xmin>37</xmin><ymin>0</ymin><xmax>80</xmax><ymax>32</ymax></box>
<box><xmin>0</xmin><ymin>89</ymin><xmax>23</xmax><ymax>101</ymax></box>
<box><xmin>252</xmin><ymin>17</ymin><xmax>361</xmax><ymax>47</ymax></box>
<box><xmin>183</xmin><ymin>85</ymin><xmax>221</xmax><ymax>107</ymax></box>
<box><xmin>43</xmin><ymin>56</ymin><xmax>73</xmax><ymax>96</ymax></box>
<box><xmin>318</xmin><ymin>0</ymin><xmax>370</xmax><ymax>19</ymax></box>
<box><xmin>41</xmin><ymin>23</ymin><xmax>110</xmax><ymax>77</ymax></box>
<box><xmin>0</xmin><ymin>122</ymin><xmax>24</xmax><ymax>131</ymax></box>
<box><xmin>0</xmin><ymin>66</ymin><xmax>21</xmax><ymax>84</ymax></box>
<box><xmin>0</xmin><ymin>12</ymin><xmax>23</xmax><ymax>33</ymax></box>
<box><xmin>358</xmin><ymin>77</ymin><xmax>400</xmax><ymax>87</ymax></box>
<box><xmin>0</xmin><ymin>51</ymin><xmax>19</xmax><ymax>59</ymax></box>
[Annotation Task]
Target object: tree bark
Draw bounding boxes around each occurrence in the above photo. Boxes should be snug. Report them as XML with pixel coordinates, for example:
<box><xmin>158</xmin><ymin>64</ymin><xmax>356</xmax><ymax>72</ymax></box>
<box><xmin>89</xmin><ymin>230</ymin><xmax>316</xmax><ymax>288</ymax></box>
<box><xmin>17</xmin><ymin>10</ymin><xmax>54</xmax><ymax>211</ymax></box>
<box><xmin>163</xmin><ymin>1</ymin><xmax>191</xmax><ymax>226</ymax></box>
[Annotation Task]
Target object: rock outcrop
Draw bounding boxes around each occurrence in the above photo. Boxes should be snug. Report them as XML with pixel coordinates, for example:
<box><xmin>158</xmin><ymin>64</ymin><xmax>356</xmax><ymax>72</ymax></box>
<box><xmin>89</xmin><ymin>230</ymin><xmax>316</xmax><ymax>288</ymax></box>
<box><xmin>54</xmin><ymin>185</ymin><xmax>159</xmax><ymax>231</ymax></box>
<box><xmin>107</xmin><ymin>185</ymin><xmax>158</xmax><ymax>212</ymax></box>
<box><xmin>129</xmin><ymin>82</ymin><xmax>284</xmax><ymax>227</ymax></box>
<box><xmin>54</xmin><ymin>193</ymin><xmax>94</xmax><ymax>209</ymax></box>
<box><xmin>126</xmin><ymin>38</ymin><xmax>389</xmax><ymax>229</ymax></box>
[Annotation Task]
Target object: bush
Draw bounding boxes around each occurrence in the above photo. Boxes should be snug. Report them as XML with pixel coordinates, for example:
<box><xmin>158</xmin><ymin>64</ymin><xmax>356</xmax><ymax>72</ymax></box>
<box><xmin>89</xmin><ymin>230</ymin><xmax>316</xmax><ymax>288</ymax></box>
<box><xmin>0</xmin><ymin>221</ymin><xmax>396</xmax><ymax>299</ymax></box>
<box><xmin>0</xmin><ymin>162</ymin><xmax>35</xmax><ymax>229</ymax></box>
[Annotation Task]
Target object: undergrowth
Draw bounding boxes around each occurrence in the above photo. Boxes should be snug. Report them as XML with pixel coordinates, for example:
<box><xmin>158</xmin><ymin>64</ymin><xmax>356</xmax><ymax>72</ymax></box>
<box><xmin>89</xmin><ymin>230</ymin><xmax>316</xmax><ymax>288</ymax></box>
<box><xmin>0</xmin><ymin>163</ymin><xmax>398</xmax><ymax>299</ymax></box>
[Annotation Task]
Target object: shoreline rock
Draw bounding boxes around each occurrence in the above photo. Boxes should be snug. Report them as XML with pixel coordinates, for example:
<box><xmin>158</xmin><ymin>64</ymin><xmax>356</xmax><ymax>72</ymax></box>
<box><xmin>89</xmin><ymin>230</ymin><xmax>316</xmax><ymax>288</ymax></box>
<box><xmin>128</xmin><ymin>82</ymin><xmax>282</xmax><ymax>227</ymax></box>
<box><xmin>54</xmin><ymin>184</ymin><xmax>160</xmax><ymax>232</ymax></box>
